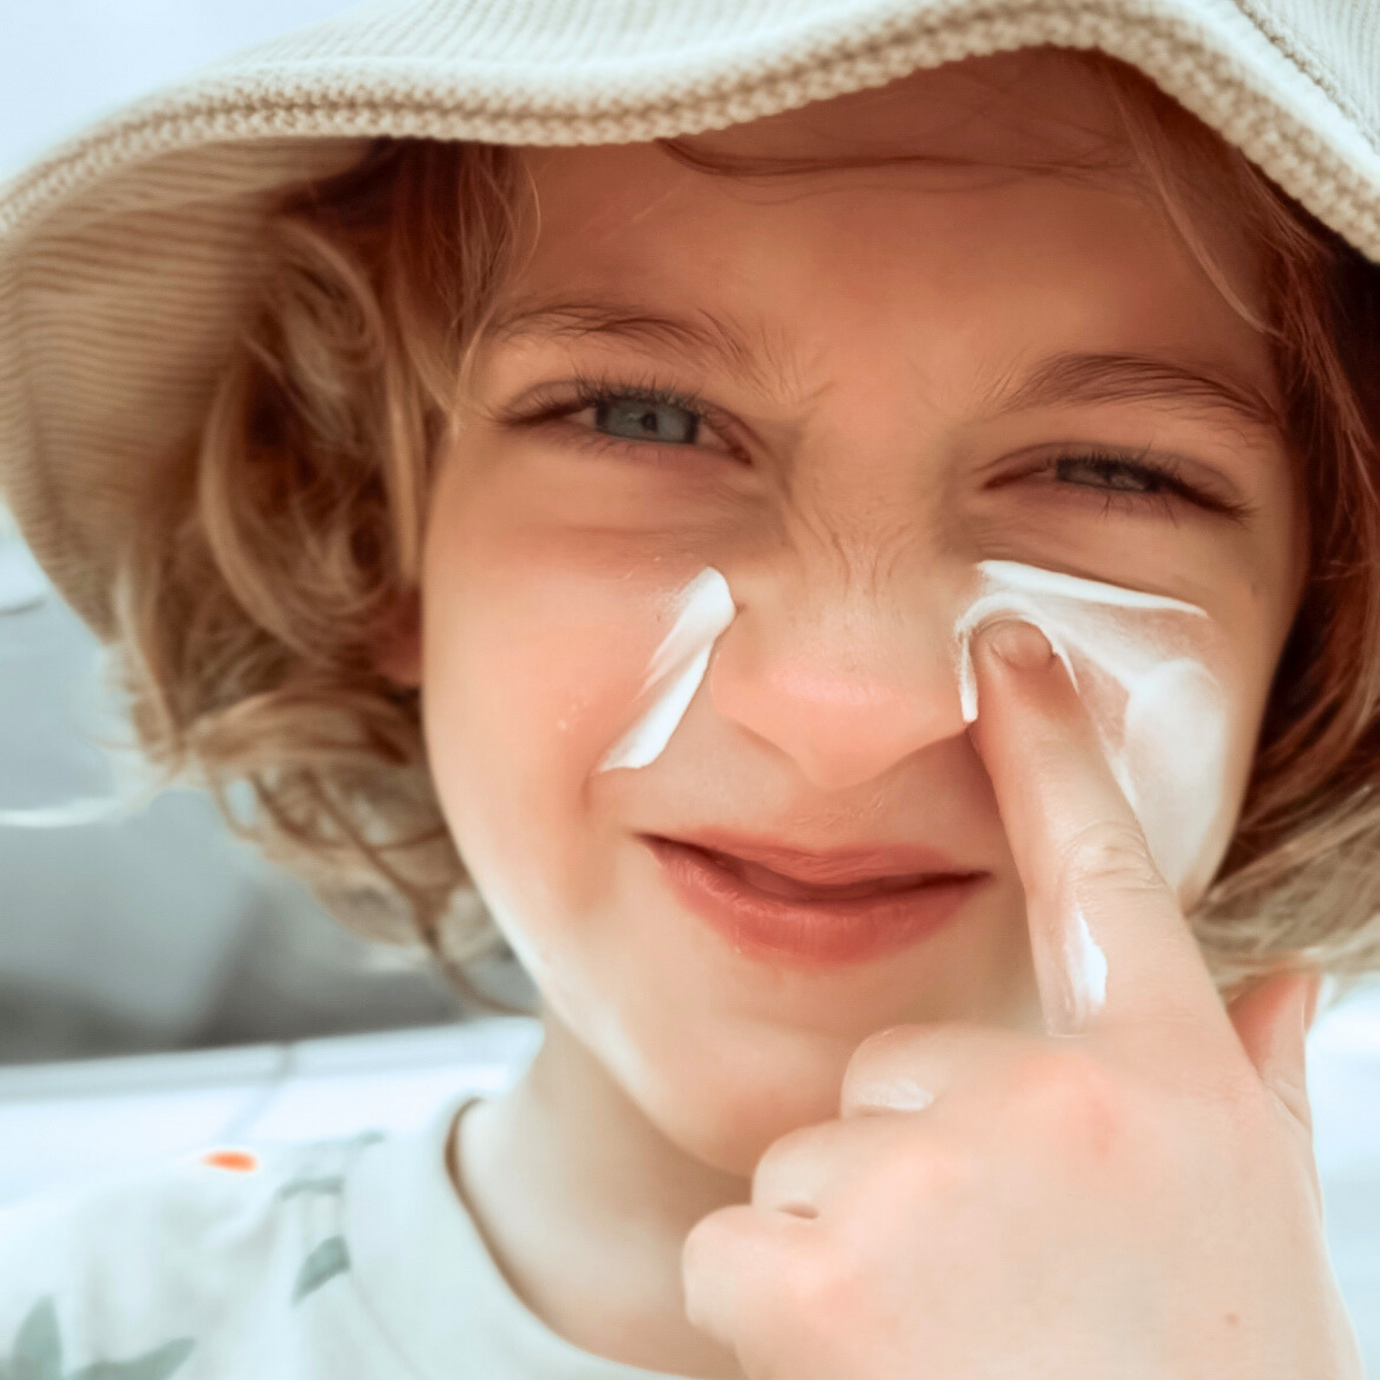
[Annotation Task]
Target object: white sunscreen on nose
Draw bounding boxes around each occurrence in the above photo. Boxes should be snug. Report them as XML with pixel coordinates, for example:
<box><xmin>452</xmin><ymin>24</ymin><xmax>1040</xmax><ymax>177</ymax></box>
<box><xmin>954</xmin><ymin>561</ymin><xmax>1230</xmax><ymax>1023</ymax></box>
<box><xmin>598</xmin><ymin>566</ymin><xmax>737</xmax><ymax>772</ymax></box>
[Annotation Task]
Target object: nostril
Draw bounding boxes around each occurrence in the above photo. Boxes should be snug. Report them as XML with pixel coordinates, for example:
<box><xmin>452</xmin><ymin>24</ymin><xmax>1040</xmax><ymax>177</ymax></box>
<box><xmin>704</xmin><ymin>595</ymin><xmax>974</xmax><ymax>792</ymax></box>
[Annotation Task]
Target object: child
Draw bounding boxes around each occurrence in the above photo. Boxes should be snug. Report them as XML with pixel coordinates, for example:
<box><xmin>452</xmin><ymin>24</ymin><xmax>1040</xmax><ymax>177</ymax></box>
<box><xmin>0</xmin><ymin>2</ymin><xmax>1376</xmax><ymax>1376</ymax></box>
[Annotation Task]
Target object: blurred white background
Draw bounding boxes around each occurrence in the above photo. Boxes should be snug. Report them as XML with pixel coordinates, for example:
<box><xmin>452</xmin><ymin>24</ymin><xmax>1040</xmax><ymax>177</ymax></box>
<box><xmin>0</xmin><ymin>2</ymin><xmax>1376</xmax><ymax>1363</ymax></box>
<box><xmin>0</xmin><ymin>0</ymin><xmax>359</xmax><ymax>178</ymax></box>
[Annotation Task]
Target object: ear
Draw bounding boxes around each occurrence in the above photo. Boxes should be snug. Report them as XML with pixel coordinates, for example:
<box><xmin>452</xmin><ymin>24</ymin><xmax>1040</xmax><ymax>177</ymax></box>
<box><xmin>372</xmin><ymin>588</ymin><xmax>423</xmax><ymax>689</ymax></box>
<box><xmin>1227</xmin><ymin>970</ymin><xmax>1320</xmax><ymax>1133</ymax></box>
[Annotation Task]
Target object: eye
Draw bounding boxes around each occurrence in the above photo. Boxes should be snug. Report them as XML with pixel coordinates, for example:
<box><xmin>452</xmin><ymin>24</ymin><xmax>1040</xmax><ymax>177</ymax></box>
<box><xmin>1057</xmin><ymin>453</ymin><xmax>1171</xmax><ymax>493</ymax></box>
<box><xmin>499</xmin><ymin>378</ymin><xmax>1254</xmax><ymax>522</ymax></box>
<box><xmin>587</xmin><ymin>393</ymin><xmax>701</xmax><ymax>445</ymax></box>
<box><xmin>499</xmin><ymin>371</ymin><xmax>741</xmax><ymax>463</ymax></box>
<box><xmin>1021</xmin><ymin>447</ymin><xmax>1252</xmax><ymax>521</ymax></box>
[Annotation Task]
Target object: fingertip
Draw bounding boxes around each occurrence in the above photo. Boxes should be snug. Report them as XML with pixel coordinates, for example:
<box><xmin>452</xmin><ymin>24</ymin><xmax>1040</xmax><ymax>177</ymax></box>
<box><xmin>977</xmin><ymin>619</ymin><xmax>1054</xmax><ymax>674</ymax></box>
<box><xmin>967</xmin><ymin>619</ymin><xmax>1065</xmax><ymax>761</ymax></box>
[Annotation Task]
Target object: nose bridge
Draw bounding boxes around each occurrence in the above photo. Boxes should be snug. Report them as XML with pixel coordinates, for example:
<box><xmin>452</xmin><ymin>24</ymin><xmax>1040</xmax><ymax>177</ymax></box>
<box><xmin>707</xmin><ymin>545</ymin><xmax>972</xmax><ymax>793</ymax></box>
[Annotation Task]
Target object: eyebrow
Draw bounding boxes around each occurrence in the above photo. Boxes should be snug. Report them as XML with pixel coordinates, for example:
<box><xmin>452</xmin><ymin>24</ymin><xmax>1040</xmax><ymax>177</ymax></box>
<box><xmin>485</xmin><ymin>296</ymin><xmax>1285</xmax><ymax>437</ymax></box>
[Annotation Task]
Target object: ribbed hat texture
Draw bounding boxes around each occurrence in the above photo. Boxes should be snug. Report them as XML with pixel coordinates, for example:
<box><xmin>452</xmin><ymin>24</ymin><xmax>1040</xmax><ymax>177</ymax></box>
<box><xmin>3</xmin><ymin>0</ymin><xmax>1380</xmax><ymax>635</ymax></box>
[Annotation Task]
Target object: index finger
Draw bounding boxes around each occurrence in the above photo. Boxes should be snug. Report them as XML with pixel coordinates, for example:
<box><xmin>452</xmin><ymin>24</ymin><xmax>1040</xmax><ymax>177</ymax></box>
<box><xmin>968</xmin><ymin>619</ymin><xmax>1227</xmax><ymax>1040</ymax></box>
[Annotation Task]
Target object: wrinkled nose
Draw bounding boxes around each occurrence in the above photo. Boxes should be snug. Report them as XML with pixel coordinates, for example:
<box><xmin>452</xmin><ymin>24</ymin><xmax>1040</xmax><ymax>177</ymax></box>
<box><xmin>705</xmin><ymin>584</ymin><xmax>971</xmax><ymax>793</ymax></box>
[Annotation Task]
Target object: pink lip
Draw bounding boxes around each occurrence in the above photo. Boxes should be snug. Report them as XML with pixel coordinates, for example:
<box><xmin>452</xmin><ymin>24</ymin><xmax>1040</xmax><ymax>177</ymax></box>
<box><xmin>643</xmin><ymin>834</ymin><xmax>987</xmax><ymax>969</ymax></box>
<box><xmin>657</xmin><ymin>827</ymin><xmax>974</xmax><ymax>888</ymax></box>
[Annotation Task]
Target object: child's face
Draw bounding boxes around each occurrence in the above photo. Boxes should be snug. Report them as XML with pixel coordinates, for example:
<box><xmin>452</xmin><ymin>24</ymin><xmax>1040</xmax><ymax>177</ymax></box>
<box><xmin>414</xmin><ymin>50</ymin><xmax>1304</xmax><ymax>1173</ymax></box>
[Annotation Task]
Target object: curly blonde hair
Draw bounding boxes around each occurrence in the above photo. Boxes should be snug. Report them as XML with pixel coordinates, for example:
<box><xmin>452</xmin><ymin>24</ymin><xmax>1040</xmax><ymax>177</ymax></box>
<box><xmin>110</xmin><ymin>49</ymin><xmax>1380</xmax><ymax>1004</ymax></box>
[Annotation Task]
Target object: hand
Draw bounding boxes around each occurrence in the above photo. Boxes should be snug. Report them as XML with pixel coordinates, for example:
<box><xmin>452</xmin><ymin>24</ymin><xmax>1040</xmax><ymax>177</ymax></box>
<box><xmin>681</xmin><ymin>620</ymin><xmax>1363</xmax><ymax>1380</ymax></box>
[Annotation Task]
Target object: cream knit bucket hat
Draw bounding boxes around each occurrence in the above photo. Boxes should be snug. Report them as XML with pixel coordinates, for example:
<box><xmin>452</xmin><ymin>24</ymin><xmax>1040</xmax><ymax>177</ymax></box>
<box><xmin>0</xmin><ymin>0</ymin><xmax>1378</xmax><ymax>637</ymax></box>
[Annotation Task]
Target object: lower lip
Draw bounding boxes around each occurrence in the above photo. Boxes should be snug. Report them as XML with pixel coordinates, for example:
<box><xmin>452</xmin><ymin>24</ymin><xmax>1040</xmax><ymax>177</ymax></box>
<box><xmin>644</xmin><ymin>836</ymin><xmax>985</xmax><ymax>969</ymax></box>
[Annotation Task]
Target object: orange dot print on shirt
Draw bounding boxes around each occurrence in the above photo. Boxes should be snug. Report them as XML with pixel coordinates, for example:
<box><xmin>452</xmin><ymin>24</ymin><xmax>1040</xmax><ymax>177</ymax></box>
<box><xmin>202</xmin><ymin>1149</ymin><xmax>259</xmax><ymax>1172</ymax></box>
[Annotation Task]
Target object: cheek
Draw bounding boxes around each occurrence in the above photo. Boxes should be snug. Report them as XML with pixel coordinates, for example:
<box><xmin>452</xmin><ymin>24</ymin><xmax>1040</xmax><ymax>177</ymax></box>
<box><xmin>417</xmin><ymin>514</ymin><xmax>700</xmax><ymax>940</ymax></box>
<box><xmin>1215</xmin><ymin>625</ymin><xmax>1285</xmax><ymax>803</ymax></box>
<box><xmin>1169</xmin><ymin>611</ymin><xmax>1287</xmax><ymax>910</ymax></box>
<box><xmin>1115</xmin><ymin>658</ymin><xmax>1235</xmax><ymax>904</ymax></box>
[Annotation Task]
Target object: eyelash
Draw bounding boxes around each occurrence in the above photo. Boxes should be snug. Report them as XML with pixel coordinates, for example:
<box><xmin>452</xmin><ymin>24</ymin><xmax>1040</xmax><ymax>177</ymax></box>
<box><xmin>506</xmin><ymin>369</ymin><xmax>1252</xmax><ymax>521</ymax></box>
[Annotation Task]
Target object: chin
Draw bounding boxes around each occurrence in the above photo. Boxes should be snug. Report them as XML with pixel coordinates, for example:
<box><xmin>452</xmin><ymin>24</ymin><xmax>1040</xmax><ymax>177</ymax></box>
<box><xmin>659</xmin><ymin>1087</ymin><xmax>826</xmax><ymax>1180</ymax></box>
<box><xmin>629</xmin><ymin>1025</ymin><xmax>856</xmax><ymax>1177</ymax></box>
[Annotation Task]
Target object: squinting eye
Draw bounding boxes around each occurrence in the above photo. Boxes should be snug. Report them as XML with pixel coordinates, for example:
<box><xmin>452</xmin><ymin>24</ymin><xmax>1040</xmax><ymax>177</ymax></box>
<box><xmin>586</xmin><ymin>394</ymin><xmax>703</xmax><ymax>446</ymax></box>
<box><xmin>501</xmin><ymin>377</ymin><xmax>1253</xmax><ymax>521</ymax></box>
<box><xmin>499</xmin><ymin>370</ymin><xmax>742</xmax><ymax>462</ymax></box>
<box><xmin>1056</xmin><ymin>453</ymin><xmax>1178</xmax><ymax>495</ymax></box>
<box><xmin>1028</xmin><ymin>447</ymin><xmax>1252</xmax><ymax>520</ymax></box>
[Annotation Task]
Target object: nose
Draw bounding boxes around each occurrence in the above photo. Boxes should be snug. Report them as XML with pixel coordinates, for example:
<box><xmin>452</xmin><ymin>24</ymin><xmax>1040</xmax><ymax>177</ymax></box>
<box><xmin>706</xmin><ymin>569</ymin><xmax>971</xmax><ymax>793</ymax></box>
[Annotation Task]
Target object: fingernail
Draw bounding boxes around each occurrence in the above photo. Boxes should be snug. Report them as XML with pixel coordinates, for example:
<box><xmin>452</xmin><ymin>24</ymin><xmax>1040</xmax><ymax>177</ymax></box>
<box><xmin>983</xmin><ymin>619</ymin><xmax>1053</xmax><ymax>671</ymax></box>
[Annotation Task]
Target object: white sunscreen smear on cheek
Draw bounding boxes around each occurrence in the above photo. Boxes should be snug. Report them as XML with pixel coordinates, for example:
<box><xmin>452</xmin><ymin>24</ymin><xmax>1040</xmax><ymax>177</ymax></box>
<box><xmin>954</xmin><ymin>560</ymin><xmax>1230</xmax><ymax>1024</ymax></box>
<box><xmin>597</xmin><ymin>566</ymin><xmax>737</xmax><ymax>772</ymax></box>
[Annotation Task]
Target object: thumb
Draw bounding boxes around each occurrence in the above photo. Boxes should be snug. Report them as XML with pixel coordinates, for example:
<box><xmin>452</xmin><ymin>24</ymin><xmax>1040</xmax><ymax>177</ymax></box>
<box><xmin>1227</xmin><ymin>970</ymin><xmax>1319</xmax><ymax>1132</ymax></box>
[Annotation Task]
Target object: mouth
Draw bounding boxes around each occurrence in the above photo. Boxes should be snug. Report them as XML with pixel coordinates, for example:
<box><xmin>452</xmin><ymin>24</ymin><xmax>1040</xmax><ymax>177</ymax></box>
<box><xmin>672</xmin><ymin>842</ymin><xmax>960</xmax><ymax>901</ymax></box>
<box><xmin>641</xmin><ymin>832</ymin><xmax>988</xmax><ymax>968</ymax></box>
<box><xmin>649</xmin><ymin>826</ymin><xmax>980</xmax><ymax>890</ymax></box>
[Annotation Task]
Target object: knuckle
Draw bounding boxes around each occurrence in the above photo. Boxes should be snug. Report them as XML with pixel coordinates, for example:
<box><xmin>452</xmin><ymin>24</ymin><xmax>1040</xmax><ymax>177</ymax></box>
<box><xmin>1004</xmin><ymin>1047</ymin><xmax>1132</xmax><ymax>1160</ymax></box>
<box><xmin>782</xmin><ymin>1233</ymin><xmax>866</xmax><ymax>1320</ymax></box>
<box><xmin>872</xmin><ymin>1136</ymin><xmax>968</xmax><ymax>1208</ymax></box>
<box><xmin>680</xmin><ymin>1205</ymin><xmax>736</xmax><ymax>1276</ymax></box>
<box><xmin>752</xmin><ymin>1123</ymin><xmax>817</xmax><ymax>1186</ymax></box>
<box><xmin>1057</xmin><ymin>819</ymin><xmax>1162</xmax><ymax>898</ymax></box>
<box><xmin>731</xmin><ymin>1244</ymin><xmax>850</xmax><ymax>1380</ymax></box>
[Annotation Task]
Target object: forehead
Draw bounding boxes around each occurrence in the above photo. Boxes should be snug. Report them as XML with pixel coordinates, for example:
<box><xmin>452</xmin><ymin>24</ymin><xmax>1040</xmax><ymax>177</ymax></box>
<box><xmin>498</xmin><ymin>48</ymin><xmax>1270</xmax><ymax>395</ymax></box>
<box><xmin>676</xmin><ymin>47</ymin><xmax>1142</xmax><ymax>167</ymax></box>
<box><xmin>515</xmin><ymin>46</ymin><xmax>1215</xmax><ymax>237</ymax></box>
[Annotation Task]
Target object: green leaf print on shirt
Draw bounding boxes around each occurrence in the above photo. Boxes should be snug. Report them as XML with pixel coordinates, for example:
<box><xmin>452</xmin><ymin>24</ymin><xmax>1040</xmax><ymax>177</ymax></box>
<box><xmin>68</xmin><ymin>1340</ymin><xmax>195</xmax><ymax>1380</ymax></box>
<box><xmin>279</xmin><ymin>1132</ymin><xmax>372</xmax><ymax>1306</ymax></box>
<box><xmin>277</xmin><ymin>1130</ymin><xmax>383</xmax><ymax>1204</ymax></box>
<box><xmin>4</xmin><ymin>1299</ymin><xmax>193</xmax><ymax>1380</ymax></box>
<box><xmin>9</xmin><ymin>1295</ymin><xmax>60</xmax><ymax>1380</ymax></box>
<box><xmin>276</xmin><ymin>1175</ymin><xmax>345</xmax><ymax>1201</ymax></box>
<box><xmin>291</xmin><ymin>1236</ymin><xmax>351</xmax><ymax>1305</ymax></box>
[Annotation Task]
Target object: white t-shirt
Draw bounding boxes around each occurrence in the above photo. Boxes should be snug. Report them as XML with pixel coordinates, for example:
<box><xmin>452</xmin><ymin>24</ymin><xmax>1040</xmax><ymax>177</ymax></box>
<box><xmin>0</xmin><ymin>1096</ymin><xmax>682</xmax><ymax>1379</ymax></box>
